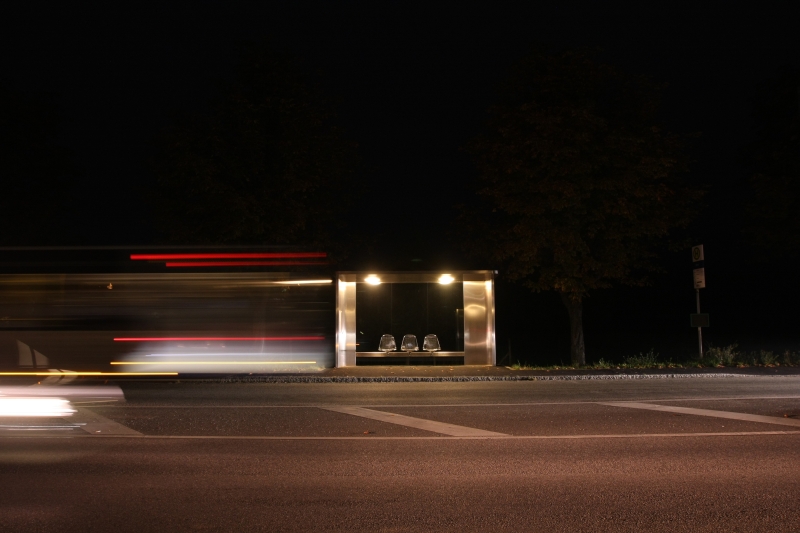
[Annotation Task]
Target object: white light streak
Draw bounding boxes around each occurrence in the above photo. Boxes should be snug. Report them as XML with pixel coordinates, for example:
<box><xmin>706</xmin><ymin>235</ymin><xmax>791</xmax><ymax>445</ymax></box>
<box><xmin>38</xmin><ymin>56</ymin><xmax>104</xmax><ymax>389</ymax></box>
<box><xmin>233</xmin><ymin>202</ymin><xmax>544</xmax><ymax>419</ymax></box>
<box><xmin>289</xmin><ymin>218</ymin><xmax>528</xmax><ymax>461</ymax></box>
<box><xmin>0</xmin><ymin>397</ymin><xmax>76</xmax><ymax>417</ymax></box>
<box><xmin>273</xmin><ymin>279</ymin><xmax>332</xmax><ymax>285</ymax></box>
<box><xmin>0</xmin><ymin>386</ymin><xmax>124</xmax><ymax>400</ymax></box>
<box><xmin>0</xmin><ymin>424</ymin><xmax>79</xmax><ymax>431</ymax></box>
<box><xmin>111</xmin><ymin>361</ymin><xmax>317</xmax><ymax>365</ymax></box>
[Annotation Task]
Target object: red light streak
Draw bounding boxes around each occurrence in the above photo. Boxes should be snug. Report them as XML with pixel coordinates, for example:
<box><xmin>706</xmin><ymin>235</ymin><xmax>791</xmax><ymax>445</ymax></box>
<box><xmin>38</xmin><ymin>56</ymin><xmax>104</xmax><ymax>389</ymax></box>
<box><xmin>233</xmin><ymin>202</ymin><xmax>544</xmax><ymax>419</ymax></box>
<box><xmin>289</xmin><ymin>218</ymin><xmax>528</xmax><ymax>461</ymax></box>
<box><xmin>165</xmin><ymin>261</ymin><xmax>326</xmax><ymax>267</ymax></box>
<box><xmin>130</xmin><ymin>253</ymin><xmax>326</xmax><ymax>260</ymax></box>
<box><xmin>113</xmin><ymin>337</ymin><xmax>324</xmax><ymax>342</ymax></box>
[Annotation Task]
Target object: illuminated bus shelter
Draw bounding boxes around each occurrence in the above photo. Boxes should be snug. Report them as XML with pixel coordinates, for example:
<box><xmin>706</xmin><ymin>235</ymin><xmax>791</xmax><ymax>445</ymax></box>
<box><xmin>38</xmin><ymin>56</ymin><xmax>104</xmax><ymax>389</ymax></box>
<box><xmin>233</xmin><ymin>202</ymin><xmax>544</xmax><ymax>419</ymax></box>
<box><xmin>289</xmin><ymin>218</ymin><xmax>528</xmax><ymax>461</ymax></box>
<box><xmin>335</xmin><ymin>271</ymin><xmax>496</xmax><ymax>367</ymax></box>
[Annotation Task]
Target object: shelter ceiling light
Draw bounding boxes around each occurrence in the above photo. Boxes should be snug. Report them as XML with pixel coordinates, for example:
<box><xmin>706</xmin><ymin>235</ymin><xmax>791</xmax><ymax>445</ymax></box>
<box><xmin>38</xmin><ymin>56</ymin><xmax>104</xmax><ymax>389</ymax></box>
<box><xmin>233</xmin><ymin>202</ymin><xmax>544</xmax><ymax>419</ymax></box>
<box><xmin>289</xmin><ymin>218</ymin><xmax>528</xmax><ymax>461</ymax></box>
<box><xmin>365</xmin><ymin>275</ymin><xmax>381</xmax><ymax>285</ymax></box>
<box><xmin>438</xmin><ymin>274</ymin><xmax>455</xmax><ymax>285</ymax></box>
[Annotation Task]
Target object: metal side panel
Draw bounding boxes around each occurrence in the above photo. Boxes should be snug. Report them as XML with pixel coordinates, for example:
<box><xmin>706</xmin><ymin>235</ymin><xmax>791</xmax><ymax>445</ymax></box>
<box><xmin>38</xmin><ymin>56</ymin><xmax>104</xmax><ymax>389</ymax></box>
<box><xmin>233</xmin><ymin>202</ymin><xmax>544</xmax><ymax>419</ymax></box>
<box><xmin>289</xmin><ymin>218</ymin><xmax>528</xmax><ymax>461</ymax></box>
<box><xmin>336</xmin><ymin>274</ymin><xmax>357</xmax><ymax>367</ymax></box>
<box><xmin>487</xmin><ymin>276</ymin><xmax>496</xmax><ymax>365</ymax></box>
<box><xmin>463</xmin><ymin>273</ymin><xmax>495</xmax><ymax>365</ymax></box>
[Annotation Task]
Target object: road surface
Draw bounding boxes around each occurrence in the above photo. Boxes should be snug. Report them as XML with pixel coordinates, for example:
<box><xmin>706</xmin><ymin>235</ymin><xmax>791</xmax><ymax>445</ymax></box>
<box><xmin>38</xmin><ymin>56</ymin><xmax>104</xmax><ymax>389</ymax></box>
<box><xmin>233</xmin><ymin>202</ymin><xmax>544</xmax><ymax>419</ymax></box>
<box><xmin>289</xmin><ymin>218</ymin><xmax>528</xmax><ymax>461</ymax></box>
<box><xmin>1</xmin><ymin>376</ymin><xmax>798</xmax><ymax>532</ymax></box>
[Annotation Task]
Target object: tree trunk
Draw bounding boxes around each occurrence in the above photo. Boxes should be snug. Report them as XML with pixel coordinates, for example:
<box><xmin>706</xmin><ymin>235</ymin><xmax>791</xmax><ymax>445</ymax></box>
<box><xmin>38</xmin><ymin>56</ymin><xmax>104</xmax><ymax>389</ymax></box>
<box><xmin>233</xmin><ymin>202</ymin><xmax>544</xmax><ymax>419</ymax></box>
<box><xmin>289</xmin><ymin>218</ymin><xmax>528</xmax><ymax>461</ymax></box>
<box><xmin>560</xmin><ymin>292</ymin><xmax>586</xmax><ymax>367</ymax></box>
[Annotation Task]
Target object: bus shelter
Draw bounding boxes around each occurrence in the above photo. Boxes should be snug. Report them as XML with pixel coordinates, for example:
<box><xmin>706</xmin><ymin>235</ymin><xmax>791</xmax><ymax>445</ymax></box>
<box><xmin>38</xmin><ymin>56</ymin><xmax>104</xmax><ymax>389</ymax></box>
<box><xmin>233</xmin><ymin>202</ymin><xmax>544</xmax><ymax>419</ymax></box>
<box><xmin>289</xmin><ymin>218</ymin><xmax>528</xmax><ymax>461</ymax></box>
<box><xmin>335</xmin><ymin>271</ymin><xmax>496</xmax><ymax>367</ymax></box>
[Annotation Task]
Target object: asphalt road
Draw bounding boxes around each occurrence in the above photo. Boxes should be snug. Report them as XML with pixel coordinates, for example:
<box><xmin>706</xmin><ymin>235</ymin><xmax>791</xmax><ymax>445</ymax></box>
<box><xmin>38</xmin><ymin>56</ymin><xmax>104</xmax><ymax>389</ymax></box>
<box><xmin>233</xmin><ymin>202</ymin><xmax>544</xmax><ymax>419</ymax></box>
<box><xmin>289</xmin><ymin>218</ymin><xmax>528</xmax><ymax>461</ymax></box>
<box><xmin>1</xmin><ymin>376</ymin><xmax>799</xmax><ymax>532</ymax></box>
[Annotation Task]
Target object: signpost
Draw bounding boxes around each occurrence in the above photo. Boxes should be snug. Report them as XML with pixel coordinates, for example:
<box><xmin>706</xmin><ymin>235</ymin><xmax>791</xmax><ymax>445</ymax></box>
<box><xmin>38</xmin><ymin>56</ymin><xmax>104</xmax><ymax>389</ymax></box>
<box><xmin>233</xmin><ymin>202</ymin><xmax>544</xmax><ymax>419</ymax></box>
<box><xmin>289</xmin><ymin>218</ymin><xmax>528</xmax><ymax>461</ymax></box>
<box><xmin>691</xmin><ymin>245</ymin><xmax>706</xmax><ymax>358</ymax></box>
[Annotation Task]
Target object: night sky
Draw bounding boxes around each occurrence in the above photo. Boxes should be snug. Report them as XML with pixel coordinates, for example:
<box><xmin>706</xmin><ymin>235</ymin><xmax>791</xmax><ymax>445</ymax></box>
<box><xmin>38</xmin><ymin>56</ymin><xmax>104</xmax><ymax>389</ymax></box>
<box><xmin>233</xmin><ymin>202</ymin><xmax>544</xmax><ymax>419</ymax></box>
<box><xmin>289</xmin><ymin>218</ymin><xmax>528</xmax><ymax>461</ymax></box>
<box><xmin>2</xmin><ymin>2</ymin><xmax>799</xmax><ymax>361</ymax></box>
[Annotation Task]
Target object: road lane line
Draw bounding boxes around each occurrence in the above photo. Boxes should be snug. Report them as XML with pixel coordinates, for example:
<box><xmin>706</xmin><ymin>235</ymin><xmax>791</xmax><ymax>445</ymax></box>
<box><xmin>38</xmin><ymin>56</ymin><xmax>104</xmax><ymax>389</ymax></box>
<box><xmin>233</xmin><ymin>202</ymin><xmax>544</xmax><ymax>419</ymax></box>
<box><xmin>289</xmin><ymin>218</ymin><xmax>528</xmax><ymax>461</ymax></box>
<box><xmin>318</xmin><ymin>406</ymin><xmax>507</xmax><ymax>436</ymax></box>
<box><xmin>71</xmin><ymin>407</ymin><xmax>143</xmax><ymax>436</ymax></box>
<box><xmin>599</xmin><ymin>402</ymin><xmax>800</xmax><ymax>428</ymax></box>
<box><xmin>2</xmin><ymin>430</ymin><xmax>798</xmax><ymax>440</ymax></box>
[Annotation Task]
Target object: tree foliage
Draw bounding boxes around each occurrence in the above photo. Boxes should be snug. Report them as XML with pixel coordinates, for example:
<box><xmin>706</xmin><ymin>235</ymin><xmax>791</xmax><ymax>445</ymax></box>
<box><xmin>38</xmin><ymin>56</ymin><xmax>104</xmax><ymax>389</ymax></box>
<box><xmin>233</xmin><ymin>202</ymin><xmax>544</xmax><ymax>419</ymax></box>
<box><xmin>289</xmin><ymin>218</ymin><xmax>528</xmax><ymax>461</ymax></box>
<box><xmin>468</xmin><ymin>48</ymin><xmax>702</xmax><ymax>364</ymax></box>
<box><xmin>151</xmin><ymin>42</ymin><xmax>359</xmax><ymax>254</ymax></box>
<box><xmin>743</xmin><ymin>69</ymin><xmax>800</xmax><ymax>258</ymax></box>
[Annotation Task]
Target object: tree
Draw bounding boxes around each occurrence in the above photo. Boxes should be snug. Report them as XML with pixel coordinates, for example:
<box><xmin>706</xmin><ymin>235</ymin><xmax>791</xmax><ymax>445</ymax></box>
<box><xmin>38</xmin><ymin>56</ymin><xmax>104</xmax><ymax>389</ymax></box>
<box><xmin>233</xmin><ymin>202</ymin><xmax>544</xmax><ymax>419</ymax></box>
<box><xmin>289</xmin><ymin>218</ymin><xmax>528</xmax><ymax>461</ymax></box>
<box><xmin>742</xmin><ymin>69</ymin><xmax>800</xmax><ymax>258</ymax></box>
<box><xmin>151</xmin><ymin>42</ymin><xmax>359</xmax><ymax>256</ymax></box>
<box><xmin>468</xmin><ymin>48</ymin><xmax>702</xmax><ymax>366</ymax></box>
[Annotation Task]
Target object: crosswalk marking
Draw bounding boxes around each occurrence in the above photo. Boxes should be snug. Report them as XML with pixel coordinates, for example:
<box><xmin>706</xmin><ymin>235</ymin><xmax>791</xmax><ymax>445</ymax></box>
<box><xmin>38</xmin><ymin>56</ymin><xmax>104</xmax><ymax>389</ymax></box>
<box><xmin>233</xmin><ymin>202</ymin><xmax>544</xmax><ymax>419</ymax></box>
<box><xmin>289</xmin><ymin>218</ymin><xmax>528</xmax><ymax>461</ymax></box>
<box><xmin>72</xmin><ymin>407</ymin><xmax>143</xmax><ymax>436</ymax></box>
<box><xmin>599</xmin><ymin>401</ymin><xmax>800</xmax><ymax>428</ymax></box>
<box><xmin>319</xmin><ymin>406</ymin><xmax>507</xmax><ymax>436</ymax></box>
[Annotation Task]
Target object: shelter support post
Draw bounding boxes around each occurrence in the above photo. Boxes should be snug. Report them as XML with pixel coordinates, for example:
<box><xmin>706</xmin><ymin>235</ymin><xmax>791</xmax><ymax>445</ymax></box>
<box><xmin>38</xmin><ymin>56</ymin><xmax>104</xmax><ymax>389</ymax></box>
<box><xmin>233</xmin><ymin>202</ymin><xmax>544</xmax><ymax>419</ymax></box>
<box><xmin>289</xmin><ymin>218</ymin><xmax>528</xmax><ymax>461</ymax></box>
<box><xmin>336</xmin><ymin>273</ymin><xmax>357</xmax><ymax>367</ymax></box>
<box><xmin>463</xmin><ymin>272</ymin><xmax>496</xmax><ymax>365</ymax></box>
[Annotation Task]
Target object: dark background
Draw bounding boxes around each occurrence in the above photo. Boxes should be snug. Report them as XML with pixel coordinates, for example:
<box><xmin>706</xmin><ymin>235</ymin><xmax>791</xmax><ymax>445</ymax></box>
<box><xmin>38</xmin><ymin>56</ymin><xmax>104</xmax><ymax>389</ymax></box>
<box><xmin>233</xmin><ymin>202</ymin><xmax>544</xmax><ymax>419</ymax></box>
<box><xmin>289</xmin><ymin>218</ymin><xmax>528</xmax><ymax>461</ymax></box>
<box><xmin>355</xmin><ymin>282</ymin><xmax>464</xmax><ymax>354</ymax></box>
<box><xmin>2</xmin><ymin>1</ymin><xmax>799</xmax><ymax>364</ymax></box>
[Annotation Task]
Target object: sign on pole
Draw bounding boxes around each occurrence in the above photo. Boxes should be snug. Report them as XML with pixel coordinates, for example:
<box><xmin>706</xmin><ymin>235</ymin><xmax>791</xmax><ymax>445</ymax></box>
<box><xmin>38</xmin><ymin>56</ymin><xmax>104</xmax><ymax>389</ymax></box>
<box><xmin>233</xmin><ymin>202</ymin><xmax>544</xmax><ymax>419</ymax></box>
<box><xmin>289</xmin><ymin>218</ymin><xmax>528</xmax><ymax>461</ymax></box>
<box><xmin>692</xmin><ymin>245</ymin><xmax>705</xmax><ymax>289</ymax></box>
<box><xmin>693</xmin><ymin>268</ymin><xmax>706</xmax><ymax>289</ymax></box>
<box><xmin>691</xmin><ymin>245</ymin><xmax>706</xmax><ymax>358</ymax></box>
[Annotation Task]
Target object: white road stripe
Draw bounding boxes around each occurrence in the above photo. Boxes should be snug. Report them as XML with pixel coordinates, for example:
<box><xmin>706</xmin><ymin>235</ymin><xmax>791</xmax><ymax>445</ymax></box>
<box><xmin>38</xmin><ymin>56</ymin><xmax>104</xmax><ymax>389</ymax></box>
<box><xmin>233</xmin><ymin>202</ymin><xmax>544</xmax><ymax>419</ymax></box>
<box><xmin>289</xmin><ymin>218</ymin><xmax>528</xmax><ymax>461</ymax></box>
<box><xmin>71</xmin><ymin>407</ymin><xmax>143</xmax><ymax>436</ymax></box>
<box><xmin>3</xmin><ymin>430</ymin><xmax>798</xmax><ymax>440</ymax></box>
<box><xmin>600</xmin><ymin>402</ymin><xmax>800</xmax><ymax>428</ymax></box>
<box><xmin>318</xmin><ymin>406</ymin><xmax>507</xmax><ymax>436</ymax></box>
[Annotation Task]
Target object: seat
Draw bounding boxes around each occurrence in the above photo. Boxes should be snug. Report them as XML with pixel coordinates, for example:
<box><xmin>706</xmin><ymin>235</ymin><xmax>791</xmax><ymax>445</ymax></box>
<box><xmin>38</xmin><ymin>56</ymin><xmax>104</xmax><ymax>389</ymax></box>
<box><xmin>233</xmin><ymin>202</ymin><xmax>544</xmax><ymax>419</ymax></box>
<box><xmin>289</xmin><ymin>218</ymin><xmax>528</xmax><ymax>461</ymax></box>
<box><xmin>423</xmin><ymin>334</ymin><xmax>441</xmax><ymax>353</ymax></box>
<box><xmin>378</xmin><ymin>334</ymin><xmax>396</xmax><ymax>353</ymax></box>
<box><xmin>400</xmin><ymin>334</ymin><xmax>418</xmax><ymax>353</ymax></box>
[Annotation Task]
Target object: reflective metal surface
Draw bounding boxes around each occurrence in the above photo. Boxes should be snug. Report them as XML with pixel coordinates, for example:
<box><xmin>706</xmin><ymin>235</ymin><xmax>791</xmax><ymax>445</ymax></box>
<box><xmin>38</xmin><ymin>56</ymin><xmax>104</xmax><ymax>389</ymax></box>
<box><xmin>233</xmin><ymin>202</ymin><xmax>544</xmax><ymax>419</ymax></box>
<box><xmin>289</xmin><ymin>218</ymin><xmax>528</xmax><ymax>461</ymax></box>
<box><xmin>335</xmin><ymin>273</ymin><xmax>356</xmax><ymax>367</ymax></box>
<box><xmin>463</xmin><ymin>272</ymin><xmax>496</xmax><ymax>365</ymax></box>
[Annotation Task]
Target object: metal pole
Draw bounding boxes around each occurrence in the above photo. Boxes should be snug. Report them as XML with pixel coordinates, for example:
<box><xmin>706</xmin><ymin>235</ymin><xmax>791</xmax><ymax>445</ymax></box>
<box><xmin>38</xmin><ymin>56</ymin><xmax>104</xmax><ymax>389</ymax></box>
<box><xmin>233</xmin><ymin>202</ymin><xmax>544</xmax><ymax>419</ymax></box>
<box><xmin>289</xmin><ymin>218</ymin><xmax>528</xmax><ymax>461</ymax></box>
<box><xmin>696</xmin><ymin>289</ymin><xmax>703</xmax><ymax>358</ymax></box>
<box><xmin>390</xmin><ymin>283</ymin><xmax>393</xmax><ymax>337</ymax></box>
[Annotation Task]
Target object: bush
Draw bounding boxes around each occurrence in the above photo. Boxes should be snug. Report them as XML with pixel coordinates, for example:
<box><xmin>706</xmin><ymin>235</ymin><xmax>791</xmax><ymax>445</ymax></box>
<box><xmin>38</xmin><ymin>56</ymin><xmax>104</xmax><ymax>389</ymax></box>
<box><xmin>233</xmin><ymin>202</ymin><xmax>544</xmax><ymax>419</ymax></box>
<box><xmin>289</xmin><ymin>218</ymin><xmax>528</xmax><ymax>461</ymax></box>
<box><xmin>706</xmin><ymin>343</ymin><xmax>739</xmax><ymax>366</ymax></box>
<box><xmin>758</xmin><ymin>350</ymin><xmax>777</xmax><ymax>365</ymax></box>
<box><xmin>625</xmin><ymin>349</ymin><xmax>659</xmax><ymax>367</ymax></box>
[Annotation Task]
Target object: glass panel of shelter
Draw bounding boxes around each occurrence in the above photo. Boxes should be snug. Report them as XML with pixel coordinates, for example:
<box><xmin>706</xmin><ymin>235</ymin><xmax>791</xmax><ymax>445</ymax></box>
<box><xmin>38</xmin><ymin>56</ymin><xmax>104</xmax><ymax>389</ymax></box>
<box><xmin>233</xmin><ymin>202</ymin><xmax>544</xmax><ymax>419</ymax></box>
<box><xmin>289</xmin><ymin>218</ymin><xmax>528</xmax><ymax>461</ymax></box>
<box><xmin>354</xmin><ymin>282</ymin><xmax>463</xmax><ymax>362</ymax></box>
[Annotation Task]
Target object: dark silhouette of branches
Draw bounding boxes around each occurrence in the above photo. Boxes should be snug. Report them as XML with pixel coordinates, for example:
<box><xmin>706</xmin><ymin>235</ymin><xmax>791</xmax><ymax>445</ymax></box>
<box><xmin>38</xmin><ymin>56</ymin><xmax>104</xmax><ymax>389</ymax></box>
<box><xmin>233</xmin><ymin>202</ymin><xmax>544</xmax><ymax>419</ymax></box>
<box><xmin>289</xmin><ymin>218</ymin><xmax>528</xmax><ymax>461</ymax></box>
<box><xmin>0</xmin><ymin>85</ymin><xmax>75</xmax><ymax>245</ymax></box>
<box><xmin>467</xmin><ymin>47</ymin><xmax>702</xmax><ymax>365</ymax></box>
<box><xmin>742</xmin><ymin>69</ymin><xmax>800</xmax><ymax>259</ymax></box>
<box><xmin>151</xmin><ymin>42</ymin><xmax>359</xmax><ymax>258</ymax></box>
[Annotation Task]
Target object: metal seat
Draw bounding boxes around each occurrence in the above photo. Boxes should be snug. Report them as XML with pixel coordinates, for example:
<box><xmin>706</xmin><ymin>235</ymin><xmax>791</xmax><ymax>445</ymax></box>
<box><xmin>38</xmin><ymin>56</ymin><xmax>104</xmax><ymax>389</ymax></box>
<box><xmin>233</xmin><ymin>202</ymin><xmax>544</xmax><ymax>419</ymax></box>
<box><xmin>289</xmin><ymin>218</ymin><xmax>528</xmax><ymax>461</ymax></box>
<box><xmin>400</xmin><ymin>334</ymin><xmax>418</xmax><ymax>353</ymax></box>
<box><xmin>378</xmin><ymin>334</ymin><xmax>396</xmax><ymax>353</ymax></box>
<box><xmin>423</xmin><ymin>334</ymin><xmax>441</xmax><ymax>353</ymax></box>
